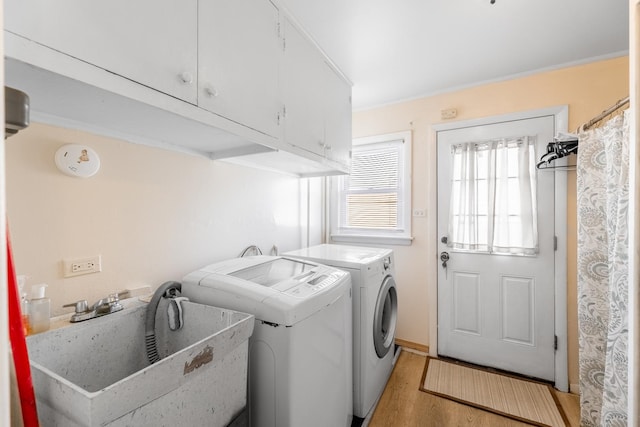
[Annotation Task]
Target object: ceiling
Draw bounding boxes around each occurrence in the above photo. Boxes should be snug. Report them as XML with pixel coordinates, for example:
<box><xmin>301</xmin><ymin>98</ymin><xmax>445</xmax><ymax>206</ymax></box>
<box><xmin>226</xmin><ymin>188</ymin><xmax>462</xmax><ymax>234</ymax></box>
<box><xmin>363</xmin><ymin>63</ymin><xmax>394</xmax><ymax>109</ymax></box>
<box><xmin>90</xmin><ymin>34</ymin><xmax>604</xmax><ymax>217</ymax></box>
<box><xmin>279</xmin><ymin>0</ymin><xmax>629</xmax><ymax>110</ymax></box>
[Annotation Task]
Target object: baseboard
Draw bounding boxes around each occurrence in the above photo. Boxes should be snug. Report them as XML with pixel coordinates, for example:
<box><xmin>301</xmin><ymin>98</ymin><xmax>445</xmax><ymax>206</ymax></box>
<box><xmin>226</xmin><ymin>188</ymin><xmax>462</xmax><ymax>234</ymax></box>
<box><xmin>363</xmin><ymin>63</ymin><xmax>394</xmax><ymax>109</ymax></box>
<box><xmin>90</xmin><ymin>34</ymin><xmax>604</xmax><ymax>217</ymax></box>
<box><xmin>569</xmin><ymin>383</ymin><xmax>580</xmax><ymax>395</ymax></box>
<box><xmin>395</xmin><ymin>338</ymin><xmax>429</xmax><ymax>354</ymax></box>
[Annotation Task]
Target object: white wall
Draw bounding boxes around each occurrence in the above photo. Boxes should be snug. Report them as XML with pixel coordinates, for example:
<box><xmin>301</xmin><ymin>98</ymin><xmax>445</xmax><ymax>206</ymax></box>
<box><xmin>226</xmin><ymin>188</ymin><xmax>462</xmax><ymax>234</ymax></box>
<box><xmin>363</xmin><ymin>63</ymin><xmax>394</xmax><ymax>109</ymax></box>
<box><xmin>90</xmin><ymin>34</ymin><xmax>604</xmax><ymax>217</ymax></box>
<box><xmin>5</xmin><ymin>123</ymin><xmax>308</xmax><ymax>316</ymax></box>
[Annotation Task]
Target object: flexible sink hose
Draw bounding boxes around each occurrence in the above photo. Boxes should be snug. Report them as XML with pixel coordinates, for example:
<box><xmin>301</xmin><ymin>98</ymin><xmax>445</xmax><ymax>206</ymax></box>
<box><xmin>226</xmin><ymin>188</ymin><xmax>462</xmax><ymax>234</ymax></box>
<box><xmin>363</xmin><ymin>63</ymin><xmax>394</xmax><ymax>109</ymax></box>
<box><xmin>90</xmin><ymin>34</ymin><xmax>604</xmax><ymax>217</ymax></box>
<box><xmin>145</xmin><ymin>281</ymin><xmax>182</xmax><ymax>364</ymax></box>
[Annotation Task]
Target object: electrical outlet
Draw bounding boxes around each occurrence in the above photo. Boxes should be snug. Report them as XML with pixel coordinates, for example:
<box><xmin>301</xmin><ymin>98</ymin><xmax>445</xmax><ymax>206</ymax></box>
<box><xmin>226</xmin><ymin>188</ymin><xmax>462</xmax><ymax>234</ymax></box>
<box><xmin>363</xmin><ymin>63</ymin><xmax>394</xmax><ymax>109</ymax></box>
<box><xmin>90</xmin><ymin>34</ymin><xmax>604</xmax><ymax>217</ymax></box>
<box><xmin>413</xmin><ymin>209</ymin><xmax>426</xmax><ymax>217</ymax></box>
<box><xmin>63</xmin><ymin>255</ymin><xmax>102</xmax><ymax>278</ymax></box>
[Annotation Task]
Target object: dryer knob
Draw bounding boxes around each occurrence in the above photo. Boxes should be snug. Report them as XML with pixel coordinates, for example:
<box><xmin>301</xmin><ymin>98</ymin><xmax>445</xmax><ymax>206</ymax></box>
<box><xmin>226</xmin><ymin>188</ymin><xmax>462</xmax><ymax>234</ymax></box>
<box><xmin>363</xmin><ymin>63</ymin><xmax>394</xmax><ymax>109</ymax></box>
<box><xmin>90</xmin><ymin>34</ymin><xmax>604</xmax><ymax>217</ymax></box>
<box><xmin>384</xmin><ymin>258</ymin><xmax>391</xmax><ymax>270</ymax></box>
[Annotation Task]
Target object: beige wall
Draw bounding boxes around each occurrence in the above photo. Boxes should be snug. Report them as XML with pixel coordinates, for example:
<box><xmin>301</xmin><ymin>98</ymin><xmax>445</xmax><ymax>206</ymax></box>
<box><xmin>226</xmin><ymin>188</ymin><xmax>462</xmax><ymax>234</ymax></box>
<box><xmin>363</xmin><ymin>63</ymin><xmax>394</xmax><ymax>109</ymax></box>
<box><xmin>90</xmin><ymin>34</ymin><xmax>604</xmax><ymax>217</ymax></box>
<box><xmin>352</xmin><ymin>56</ymin><xmax>629</xmax><ymax>389</ymax></box>
<box><xmin>6</xmin><ymin>123</ymin><xmax>306</xmax><ymax>316</ymax></box>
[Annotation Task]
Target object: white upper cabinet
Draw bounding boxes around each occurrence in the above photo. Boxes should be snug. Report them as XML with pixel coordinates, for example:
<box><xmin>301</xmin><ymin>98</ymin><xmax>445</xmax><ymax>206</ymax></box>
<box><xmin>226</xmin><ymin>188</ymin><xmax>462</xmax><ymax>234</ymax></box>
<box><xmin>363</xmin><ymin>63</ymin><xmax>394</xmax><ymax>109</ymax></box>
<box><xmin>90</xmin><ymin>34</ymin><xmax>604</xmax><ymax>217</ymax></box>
<box><xmin>198</xmin><ymin>0</ymin><xmax>281</xmax><ymax>138</ymax></box>
<box><xmin>281</xmin><ymin>16</ymin><xmax>327</xmax><ymax>159</ymax></box>
<box><xmin>323</xmin><ymin>64</ymin><xmax>352</xmax><ymax>168</ymax></box>
<box><xmin>5</xmin><ymin>0</ymin><xmax>199</xmax><ymax>104</ymax></box>
<box><xmin>281</xmin><ymin>17</ymin><xmax>351</xmax><ymax>170</ymax></box>
<box><xmin>4</xmin><ymin>0</ymin><xmax>351</xmax><ymax>176</ymax></box>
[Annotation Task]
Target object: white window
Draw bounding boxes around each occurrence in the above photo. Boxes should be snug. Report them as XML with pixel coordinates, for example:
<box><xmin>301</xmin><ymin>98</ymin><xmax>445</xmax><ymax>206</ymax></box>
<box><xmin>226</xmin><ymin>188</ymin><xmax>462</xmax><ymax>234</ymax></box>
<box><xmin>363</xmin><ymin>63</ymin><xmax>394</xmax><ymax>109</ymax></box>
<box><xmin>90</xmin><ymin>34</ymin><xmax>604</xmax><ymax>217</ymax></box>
<box><xmin>331</xmin><ymin>131</ymin><xmax>412</xmax><ymax>245</ymax></box>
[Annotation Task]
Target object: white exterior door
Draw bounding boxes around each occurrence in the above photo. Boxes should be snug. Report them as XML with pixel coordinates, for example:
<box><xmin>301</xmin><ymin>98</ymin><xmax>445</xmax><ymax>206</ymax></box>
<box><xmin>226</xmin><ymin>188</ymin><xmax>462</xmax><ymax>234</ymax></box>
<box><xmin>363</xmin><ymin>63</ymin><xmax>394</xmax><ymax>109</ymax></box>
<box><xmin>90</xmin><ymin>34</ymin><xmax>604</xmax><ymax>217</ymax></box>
<box><xmin>436</xmin><ymin>115</ymin><xmax>556</xmax><ymax>381</ymax></box>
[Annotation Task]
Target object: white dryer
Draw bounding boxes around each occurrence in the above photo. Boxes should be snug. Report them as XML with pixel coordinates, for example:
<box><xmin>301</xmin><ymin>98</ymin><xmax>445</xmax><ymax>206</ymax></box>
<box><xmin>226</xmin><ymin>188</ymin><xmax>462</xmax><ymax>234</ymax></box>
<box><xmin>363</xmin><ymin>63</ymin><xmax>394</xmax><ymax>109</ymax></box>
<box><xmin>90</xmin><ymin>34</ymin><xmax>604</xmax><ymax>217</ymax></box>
<box><xmin>182</xmin><ymin>256</ymin><xmax>353</xmax><ymax>427</ymax></box>
<box><xmin>284</xmin><ymin>244</ymin><xmax>398</xmax><ymax>419</ymax></box>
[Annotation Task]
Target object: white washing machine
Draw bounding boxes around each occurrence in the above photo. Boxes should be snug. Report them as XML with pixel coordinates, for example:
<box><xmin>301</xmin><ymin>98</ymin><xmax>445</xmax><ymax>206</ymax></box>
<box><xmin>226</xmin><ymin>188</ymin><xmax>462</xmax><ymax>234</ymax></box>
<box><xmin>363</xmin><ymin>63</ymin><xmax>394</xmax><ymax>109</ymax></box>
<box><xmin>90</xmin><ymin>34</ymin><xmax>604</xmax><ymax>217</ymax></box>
<box><xmin>284</xmin><ymin>244</ymin><xmax>398</xmax><ymax>419</ymax></box>
<box><xmin>181</xmin><ymin>255</ymin><xmax>353</xmax><ymax>427</ymax></box>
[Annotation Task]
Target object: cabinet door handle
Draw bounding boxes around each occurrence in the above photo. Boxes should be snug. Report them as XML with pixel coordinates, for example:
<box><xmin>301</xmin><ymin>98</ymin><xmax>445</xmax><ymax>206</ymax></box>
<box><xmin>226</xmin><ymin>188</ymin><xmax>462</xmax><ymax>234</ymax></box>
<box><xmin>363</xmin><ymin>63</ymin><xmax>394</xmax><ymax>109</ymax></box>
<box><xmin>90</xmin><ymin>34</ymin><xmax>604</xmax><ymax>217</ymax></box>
<box><xmin>204</xmin><ymin>86</ymin><xmax>218</xmax><ymax>97</ymax></box>
<box><xmin>179</xmin><ymin>72</ymin><xmax>194</xmax><ymax>84</ymax></box>
<box><xmin>317</xmin><ymin>141</ymin><xmax>332</xmax><ymax>151</ymax></box>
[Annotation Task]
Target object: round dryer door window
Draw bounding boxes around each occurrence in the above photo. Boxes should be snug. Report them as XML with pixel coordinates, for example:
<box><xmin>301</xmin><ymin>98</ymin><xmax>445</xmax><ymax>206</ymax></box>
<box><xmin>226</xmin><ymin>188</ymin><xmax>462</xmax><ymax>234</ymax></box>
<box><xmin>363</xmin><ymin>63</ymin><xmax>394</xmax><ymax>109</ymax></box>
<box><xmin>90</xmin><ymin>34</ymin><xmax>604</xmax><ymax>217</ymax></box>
<box><xmin>373</xmin><ymin>275</ymin><xmax>398</xmax><ymax>358</ymax></box>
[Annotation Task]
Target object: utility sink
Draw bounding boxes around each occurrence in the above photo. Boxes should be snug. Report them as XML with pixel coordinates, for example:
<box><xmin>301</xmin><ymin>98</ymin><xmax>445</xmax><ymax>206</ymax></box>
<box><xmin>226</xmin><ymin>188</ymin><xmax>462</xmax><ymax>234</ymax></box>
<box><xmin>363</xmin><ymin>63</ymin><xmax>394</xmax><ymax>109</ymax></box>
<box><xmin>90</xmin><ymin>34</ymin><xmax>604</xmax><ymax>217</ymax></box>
<box><xmin>26</xmin><ymin>300</ymin><xmax>254</xmax><ymax>427</ymax></box>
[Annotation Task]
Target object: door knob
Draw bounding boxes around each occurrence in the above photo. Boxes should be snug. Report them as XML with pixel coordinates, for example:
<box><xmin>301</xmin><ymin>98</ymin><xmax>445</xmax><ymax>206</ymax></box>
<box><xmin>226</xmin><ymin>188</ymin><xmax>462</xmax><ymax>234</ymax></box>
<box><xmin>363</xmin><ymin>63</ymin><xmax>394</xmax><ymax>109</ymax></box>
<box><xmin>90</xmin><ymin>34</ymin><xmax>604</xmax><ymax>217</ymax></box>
<box><xmin>440</xmin><ymin>251</ymin><xmax>450</xmax><ymax>268</ymax></box>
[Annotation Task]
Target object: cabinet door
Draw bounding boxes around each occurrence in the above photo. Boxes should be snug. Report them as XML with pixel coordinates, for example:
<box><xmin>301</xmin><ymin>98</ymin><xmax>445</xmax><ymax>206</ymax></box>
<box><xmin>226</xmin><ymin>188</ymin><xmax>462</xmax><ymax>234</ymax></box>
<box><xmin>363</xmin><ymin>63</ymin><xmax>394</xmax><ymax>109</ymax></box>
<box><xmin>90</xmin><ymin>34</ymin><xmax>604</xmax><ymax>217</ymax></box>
<box><xmin>198</xmin><ymin>0</ymin><xmax>280</xmax><ymax>138</ymax></box>
<box><xmin>323</xmin><ymin>64</ymin><xmax>352</xmax><ymax>168</ymax></box>
<box><xmin>281</xmin><ymin>17</ymin><xmax>326</xmax><ymax>158</ymax></box>
<box><xmin>5</xmin><ymin>0</ymin><xmax>198</xmax><ymax>104</ymax></box>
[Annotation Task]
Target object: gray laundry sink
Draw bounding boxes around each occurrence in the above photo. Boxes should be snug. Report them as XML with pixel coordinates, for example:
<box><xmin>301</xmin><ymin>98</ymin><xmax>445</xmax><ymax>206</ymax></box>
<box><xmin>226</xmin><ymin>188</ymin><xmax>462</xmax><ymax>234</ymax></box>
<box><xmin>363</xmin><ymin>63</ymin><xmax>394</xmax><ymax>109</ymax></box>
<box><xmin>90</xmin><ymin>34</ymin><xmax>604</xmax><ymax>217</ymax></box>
<box><xmin>26</xmin><ymin>300</ymin><xmax>254</xmax><ymax>427</ymax></box>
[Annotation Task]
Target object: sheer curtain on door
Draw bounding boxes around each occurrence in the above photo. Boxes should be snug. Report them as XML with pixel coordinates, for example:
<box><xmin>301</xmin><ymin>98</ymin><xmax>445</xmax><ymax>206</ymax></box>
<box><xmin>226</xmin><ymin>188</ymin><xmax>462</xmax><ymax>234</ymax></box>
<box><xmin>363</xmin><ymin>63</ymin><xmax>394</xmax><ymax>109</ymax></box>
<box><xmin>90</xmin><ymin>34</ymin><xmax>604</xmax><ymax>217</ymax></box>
<box><xmin>577</xmin><ymin>110</ymin><xmax>629</xmax><ymax>426</ymax></box>
<box><xmin>448</xmin><ymin>136</ymin><xmax>538</xmax><ymax>255</ymax></box>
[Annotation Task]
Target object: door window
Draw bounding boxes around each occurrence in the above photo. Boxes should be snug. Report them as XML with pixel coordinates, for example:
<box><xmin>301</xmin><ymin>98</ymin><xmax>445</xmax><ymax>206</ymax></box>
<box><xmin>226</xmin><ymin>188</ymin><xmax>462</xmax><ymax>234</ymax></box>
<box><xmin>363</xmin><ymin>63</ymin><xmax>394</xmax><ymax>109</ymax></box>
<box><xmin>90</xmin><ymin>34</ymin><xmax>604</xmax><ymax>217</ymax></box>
<box><xmin>448</xmin><ymin>136</ymin><xmax>538</xmax><ymax>255</ymax></box>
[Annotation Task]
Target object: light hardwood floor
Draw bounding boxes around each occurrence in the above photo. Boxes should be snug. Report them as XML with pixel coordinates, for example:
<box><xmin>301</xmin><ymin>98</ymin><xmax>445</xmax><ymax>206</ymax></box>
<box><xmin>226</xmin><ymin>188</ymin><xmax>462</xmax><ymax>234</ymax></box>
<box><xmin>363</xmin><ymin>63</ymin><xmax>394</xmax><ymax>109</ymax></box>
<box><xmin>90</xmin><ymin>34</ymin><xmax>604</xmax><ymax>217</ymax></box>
<box><xmin>369</xmin><ymin>351</ymin><xmax>580</xmax><ymax>427</ymax></box>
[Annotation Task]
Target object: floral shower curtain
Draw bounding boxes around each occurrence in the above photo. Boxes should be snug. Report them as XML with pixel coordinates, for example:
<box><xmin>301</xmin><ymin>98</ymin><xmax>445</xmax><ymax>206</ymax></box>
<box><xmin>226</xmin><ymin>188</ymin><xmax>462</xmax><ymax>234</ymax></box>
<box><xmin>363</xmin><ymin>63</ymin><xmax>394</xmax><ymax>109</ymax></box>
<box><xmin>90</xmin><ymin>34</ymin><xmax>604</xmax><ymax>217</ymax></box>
<box><xmin>577</xmin><ymin>111</ymin><xmax>629</xmax><ymax>427</ymax></box>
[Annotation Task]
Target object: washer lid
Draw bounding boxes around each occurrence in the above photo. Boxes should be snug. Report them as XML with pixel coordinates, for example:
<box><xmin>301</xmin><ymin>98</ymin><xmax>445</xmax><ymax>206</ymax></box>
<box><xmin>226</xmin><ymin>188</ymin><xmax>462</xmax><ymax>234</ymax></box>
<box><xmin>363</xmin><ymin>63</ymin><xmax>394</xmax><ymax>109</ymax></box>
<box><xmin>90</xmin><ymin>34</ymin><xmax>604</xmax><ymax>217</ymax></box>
<box><xmin>284</xmin><ymin>244</ymin><xmax>392</xmax><ymax>269</ymax></box>
<box><xmin>182</xmin><ymin>256</ymin><xmax>351</xmax><ymax>326</ymax></box>
<box><xmin>227</xmin><ymin>257</ymin><xmax>315</xmax><ymax>288</ymax></box>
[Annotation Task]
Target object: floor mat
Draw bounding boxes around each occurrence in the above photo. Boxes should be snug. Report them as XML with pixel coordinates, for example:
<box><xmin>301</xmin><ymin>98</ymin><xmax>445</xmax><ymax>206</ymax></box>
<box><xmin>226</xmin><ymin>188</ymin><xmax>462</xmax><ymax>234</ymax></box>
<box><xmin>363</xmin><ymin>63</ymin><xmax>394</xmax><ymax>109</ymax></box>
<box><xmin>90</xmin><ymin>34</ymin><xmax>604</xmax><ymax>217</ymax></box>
<box><xmin>419</xmin><ymin>357</ymin><xmax>568</xmax><ymax>427</ymax></box>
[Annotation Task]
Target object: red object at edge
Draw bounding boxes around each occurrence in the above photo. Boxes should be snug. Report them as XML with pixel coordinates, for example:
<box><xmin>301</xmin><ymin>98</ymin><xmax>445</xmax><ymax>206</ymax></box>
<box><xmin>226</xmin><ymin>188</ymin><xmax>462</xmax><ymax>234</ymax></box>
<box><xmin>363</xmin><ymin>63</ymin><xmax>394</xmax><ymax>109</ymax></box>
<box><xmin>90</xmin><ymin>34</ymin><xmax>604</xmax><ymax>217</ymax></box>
<box><xmin>7</xmin><ymin>229</ymin><xmax>39</xmax><ymax>426</ymax></box>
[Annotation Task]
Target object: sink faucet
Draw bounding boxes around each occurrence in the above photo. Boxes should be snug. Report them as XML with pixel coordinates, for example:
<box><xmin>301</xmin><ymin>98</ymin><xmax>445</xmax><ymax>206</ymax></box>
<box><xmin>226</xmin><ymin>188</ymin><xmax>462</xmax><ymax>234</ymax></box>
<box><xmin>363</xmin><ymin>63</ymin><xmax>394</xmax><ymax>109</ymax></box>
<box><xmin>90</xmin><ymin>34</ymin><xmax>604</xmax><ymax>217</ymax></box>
<box><xmin>64</xmin><ymin>292</ymin><xmax>126</xmax><ymax>323</ymax></box>
<box><xmin>93</xmin><ymin>294</ymin><xmax>123</xmax><ymax>314</ymax></box>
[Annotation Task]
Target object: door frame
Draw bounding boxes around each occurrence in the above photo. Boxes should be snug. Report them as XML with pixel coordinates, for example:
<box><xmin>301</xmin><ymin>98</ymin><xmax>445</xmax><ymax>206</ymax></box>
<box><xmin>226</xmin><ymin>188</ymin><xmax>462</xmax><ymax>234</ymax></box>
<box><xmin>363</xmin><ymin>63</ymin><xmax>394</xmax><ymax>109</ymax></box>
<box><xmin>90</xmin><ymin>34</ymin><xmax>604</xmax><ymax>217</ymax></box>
<box><xmin>429</xmin><ymin>106</ymin><xmax>569</xmax><ymax>392</ymax></box>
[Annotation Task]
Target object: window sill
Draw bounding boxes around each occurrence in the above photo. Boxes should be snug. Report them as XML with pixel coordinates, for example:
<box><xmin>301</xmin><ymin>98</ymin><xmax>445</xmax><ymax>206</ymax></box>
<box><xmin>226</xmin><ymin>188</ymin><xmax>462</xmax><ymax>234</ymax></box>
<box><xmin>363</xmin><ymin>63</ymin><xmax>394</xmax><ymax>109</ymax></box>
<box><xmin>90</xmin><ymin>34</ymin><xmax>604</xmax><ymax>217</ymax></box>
<box><xmin>330</xmin><ymin>234</ymin><xmax>414</xmax><ymax>246</ymax></box>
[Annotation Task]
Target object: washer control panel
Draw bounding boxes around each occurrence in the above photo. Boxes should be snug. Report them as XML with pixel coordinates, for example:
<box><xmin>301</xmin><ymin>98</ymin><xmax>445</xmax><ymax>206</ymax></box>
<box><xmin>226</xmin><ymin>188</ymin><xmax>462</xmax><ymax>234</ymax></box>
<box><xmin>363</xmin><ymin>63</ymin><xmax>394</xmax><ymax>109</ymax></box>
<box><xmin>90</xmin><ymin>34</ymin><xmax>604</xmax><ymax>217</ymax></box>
<box><xmin>367</xmin><ymin>256</ymin><xmax>394</xmax><ymax>279</ymax></box>
<box><xmin>285</xmin><ymin>273</ymin><xmax>339</xmax><ymax>298</ymax></box>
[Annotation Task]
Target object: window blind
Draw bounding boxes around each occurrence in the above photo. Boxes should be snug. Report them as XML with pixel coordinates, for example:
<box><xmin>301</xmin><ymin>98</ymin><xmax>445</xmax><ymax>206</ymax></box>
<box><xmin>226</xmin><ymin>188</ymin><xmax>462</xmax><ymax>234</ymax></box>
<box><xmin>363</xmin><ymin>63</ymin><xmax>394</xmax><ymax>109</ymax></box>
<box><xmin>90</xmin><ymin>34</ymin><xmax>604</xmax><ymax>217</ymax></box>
<box><xmin>339</xmin><ymin>139</ymin><xmax>405</xmax><ymax>231</ymax></box>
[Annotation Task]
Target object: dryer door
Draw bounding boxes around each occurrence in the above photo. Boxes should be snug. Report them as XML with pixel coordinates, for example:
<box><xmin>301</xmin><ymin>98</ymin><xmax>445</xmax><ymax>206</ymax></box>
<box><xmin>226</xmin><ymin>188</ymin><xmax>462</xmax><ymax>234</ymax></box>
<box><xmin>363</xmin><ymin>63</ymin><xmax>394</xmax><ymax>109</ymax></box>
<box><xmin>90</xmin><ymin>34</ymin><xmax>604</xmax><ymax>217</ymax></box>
<box><xmin>373</xmin><ymin>275</ymin><xmax>398</xmax><ymax>358</ymax></box>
